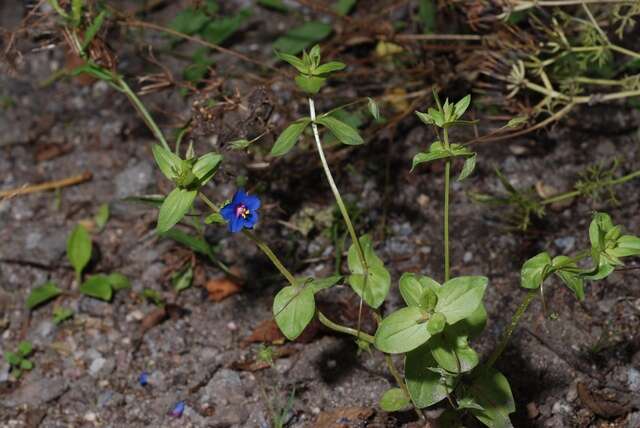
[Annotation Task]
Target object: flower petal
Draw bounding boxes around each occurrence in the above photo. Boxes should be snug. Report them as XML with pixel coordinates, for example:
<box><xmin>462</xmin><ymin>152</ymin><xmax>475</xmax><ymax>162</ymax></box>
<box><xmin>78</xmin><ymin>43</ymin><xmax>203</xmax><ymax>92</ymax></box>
<box><xmin>220</xmin><ymin>203</ymin><xmax>235</xmax><ymax>222</ymax></box>
<box><xmin>232</xmin><ymin>189</ymin><xmax>247</xmax><ymax>205</ymax></box>
<box><xmin>229</xmin><ymin>215</ymin><xmax>245</xmax><ymax>233</ymax></box>
<box><xmin>243</xmin><ymin>194</ymin><xmax>261</xmax><ymax>211</ymax></box>
<box><xmin>245</xmin><ymin>211</ymin><xmax>259</xmax><ymax>229</ymax></box>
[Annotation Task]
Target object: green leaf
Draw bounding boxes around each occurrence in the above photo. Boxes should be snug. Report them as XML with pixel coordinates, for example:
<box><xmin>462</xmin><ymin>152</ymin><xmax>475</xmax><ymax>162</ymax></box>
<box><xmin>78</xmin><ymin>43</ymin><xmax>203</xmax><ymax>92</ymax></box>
<box><xmin>435</xmin><ymin>276</ymin><xmax>488</xmax><ymax>325</ymax></box>
<box><xmin>333</xmin><ymin>0</ymin><xmax>357</xmax><ymax>15</ymax></box>
<box><xmin>314</xmin><ymin>61</ymin><xmax>346</xmax><ymax>75</ymax></box>
<box><xmin>426</xmin><ymin>312</ymin><xmax>446</xmax><ymax>335</ymax></box>
<box><xmin>184</xmin><ymin>48</ymin><xmax>214</xmax><ymax>83</ymax></box>
<box><xmin>95</xmin><ymin>203</ymin><xmax>110</xmax><ymax>231</ymax></box>
<box><xmin>273</xmin><ymin>21</ymin><xmax>333</xmax><ymax>55</ymax></box>
<box><xmin>294</xmin><ymin>74</ymin><xmax>326</xmax><ymax>94</ymax></box>
<box><xmin>274</xmin><ymin>50</ymin><xmax>309</xmax><ymax>73</ymax></box>
<box><xmin>430</xmin><ymin>325</ymin><xmax>479</xmax><ymax>373</ymax></box>
<box><xmin>367</xmin><ymin>97</ymin><xmax>380</xmax><ymax>121</ymax></box>
<box><xmin>270</xmin><ymin>118</ymin><xmax>311</xmax><ymax>156</ymax></box>
<box><xmin>505</xmin><ymin>116</ymin><xmax>527</xmax><ymax>128</ymax></box>
<box><xmin>552</xmin><ymin>256</ymin><xmax>584</xmax><ymax>300</ymax></box>
<box><xmin>162</xmin><ymin>227</ymin><xmax>212</xmax><ymax>256</ymax></box>
<box><xmin>374</xmin><ymin>306</ymin><xmax>431</xmax><ymax>353</ymax></box>
<box><xmin>405</xmin><ymin>346</ymin><xmax>452</xmax><ymax>408</ymax></box>
<box><xmin>107</xmin><ymin>273</ymin><xmax>130</xmax><ymax>291</ymax></box>
<box><xmin>79</xmin><ymin>275</ymin><xmax>113</xmax><ymax>301</ymax></box>
<box><xmin>379</xmin><ymin>388</ymin><xmax>411</xmax><ymax>412</ymax></box>
<box><xmin>11</xmin><ymin>368</ymin><xmax>22</xmax><ymax>379</ymax></box>
<box><xmin>201</xmin><ymin>9</ymin><xmax>251</xmax><ymax>45</ymax></box>
<box><xmin>308</xmin><ymin>275</ymin><xmax>342</xmax><ymax>294</ymax></box>
<box><xmin>143</xmin><ymin>288</ymin><xmax>164</xmax><ymax>306</ymax></box>
<box><xmin>20</xmin><ymin>359</ymin><xmax>33</xmax><ymax>371</ymax></box>
<box><xmin>52</xmin><ymin>307</ymin><xmax>74</xmax><ymax>325</ymax></box>
<box><xmin>316</xmin><ymin>115</ymin><xmax>364</xmax><ymax>145</ymax></box>
<box><xmin>152</xmin><ymin>144</ymin><xmax>183</xmax><ymax>181</ymax></box>
<box><xmin>458</xmin><ymin>154</ymin><xmax>477</xmax><ymax>181</ymax></box>
<box><xmin>70</xmin><ymin>62</ymin><xmax>114</xmax><ymax>82</ymax></box>
<box><xmin>205</xmin><ymin>212</ymin><xmax>226</xmax><ymax>225</ymax></box>
<box><xmin>520</xmin><ymin>252</ymin><xmax>552</xmax><ymax>289</ymax></box>
<box><xmin>228</xmin><ymin>138</ymin><xmax>252</xmax><ymax>150</ymax></box>
<box><xmin>4</xmin><ymin>351</ymin><xmax>20</xmax><ymax>365</ymax></box>
<box><xmin>82</xmin><ymin>10</ymin><xmax>106</xmax><ymax>50</ymax></box>
<box><xmin>609</xmin><ymin>235</ymin><xmax>640</xmax><ymax>258</ymax></box>
<box><xmin>399</xmin><ymin>273</ymin><xmax>438</xmax><ymax>308</ymax></box>
<box><xmin>17</xmin><ymin>341</ymin><xmax>33</xmax><ymax>357</ymax></box>
<box><xmin>453</xmin><ymin>95</ymin><xmax>471</xmax><ymax>120</ymax></box>
<box><xmin>464</xmin><ymin>368</ymin><xmax>515</xmax><ymax>428</ymax></box>
<box><xmin>347</xmin><ymin>235</ymin><xmax>391</xmax><ymax>309</ymax></box>
<box><xmin>169</xmin><ymin>7</ymin><xmax>210</xmax><ymax>35</ymax></box>
<box><xmin>273</xmin><ymin>286</ymin><xmax>315</xmax><ymax>340</ymax></box>
<box><xmin>156</xmin><ymin>188</ymin><xmax>198</xmax><ymax>233</ymax></box>
<box><xmin>67</xmin><ymin>224</ymin><xmax>92</xmax><ymax>278</ymax></box>
<box><xmin>172</xmin><ymin>265</ymin><xmax>194</xmax><ymax>292</ymax></box>
<box><xmin>26</xmin><ymin>282</ymin><xmax>62</xmax><ymax>310</ymax></box>
<box><xmin>192</xmin><ymin>152</ymin><xmax>222</xmax><ymax>185</ymax></box>
<box><xmin>258</xmin><ymin>0</ymin><xmax>289</xmax><ymax>12</ymax></box>
<box><xmin>418</xmin><ymin>0</ymin><xmax>436</xmax><ymax>33</ymax></box>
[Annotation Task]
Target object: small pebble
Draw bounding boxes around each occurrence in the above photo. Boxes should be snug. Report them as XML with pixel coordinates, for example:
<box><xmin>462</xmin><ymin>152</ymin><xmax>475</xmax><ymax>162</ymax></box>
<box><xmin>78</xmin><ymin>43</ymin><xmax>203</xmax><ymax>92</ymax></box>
<box><xmin>84</xmin><ymin>412</ymin><xmax>97</xmax><ymax>422</ymax></box>
<box><xmin>463</xmin><ymin>251</ymin><xmax>473</xmax><ymax>263</ymax></box>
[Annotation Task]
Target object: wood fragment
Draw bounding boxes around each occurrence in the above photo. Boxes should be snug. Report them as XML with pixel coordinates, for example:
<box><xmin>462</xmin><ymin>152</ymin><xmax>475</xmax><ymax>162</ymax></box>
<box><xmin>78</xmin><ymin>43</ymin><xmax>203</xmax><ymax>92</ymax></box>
<box><xmin>0</xmin><ymin>171</ymin><xmax>92</xmax><ymax>199</ymax></box>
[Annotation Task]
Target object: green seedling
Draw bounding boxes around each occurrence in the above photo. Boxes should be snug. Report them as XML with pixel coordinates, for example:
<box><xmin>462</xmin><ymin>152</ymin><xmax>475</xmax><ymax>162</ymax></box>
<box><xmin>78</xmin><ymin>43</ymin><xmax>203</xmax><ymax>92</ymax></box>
<box><xmin>4</xmin><ymin>341</ymin><xmax>34</xmax><ymax>380</ymax></box>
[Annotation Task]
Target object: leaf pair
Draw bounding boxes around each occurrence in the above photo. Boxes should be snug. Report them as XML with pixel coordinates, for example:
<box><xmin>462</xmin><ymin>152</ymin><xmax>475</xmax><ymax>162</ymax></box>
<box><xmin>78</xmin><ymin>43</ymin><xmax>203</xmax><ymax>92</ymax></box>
<box><xmin>275</xmin><ymin>44</ymin><xmax>345</xmax><ymax>94</ymax></box>
<box><xmin>412</xmin><ymin>141</ymin><xmax>477</xmax><ymax>181</ymax></box>
<box><xmin>375</xmin><ymin>276</ymin><xmax>487</xmax><ymax>354</ymax></box>
<box><xmin>152</xmin><ymin>144</ymin><xmax>223</xmax><ymax>233</ymax></box>
<box><xmin>79</xmin><ymin>272</ymin><xmax>130</xmax><ymax>302</ymax></box>
<box><xmin>270</xmin><ymin>114</ymin><xmax>363</xmax><ymax>156</ymax></box>
<box><xmin>347</xmin><ymin>235</ymin><xmax>391</xmax><ymax>309</ymax></box>
<box><xmin>415</xmin><ymin>94</ymin><xmax>473</xmax><ymax>129</ymax></box>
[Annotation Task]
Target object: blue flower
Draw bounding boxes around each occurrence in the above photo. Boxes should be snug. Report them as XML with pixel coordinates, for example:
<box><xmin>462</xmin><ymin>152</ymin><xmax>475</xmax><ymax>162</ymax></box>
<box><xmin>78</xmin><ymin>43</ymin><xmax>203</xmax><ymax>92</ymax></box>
<box><xmin>169</xmin><ymin>400</ymin><xmax>185</xmax><ymax>418</ymax></box>
<box><xmin>220</xmin><ymin>189</ymin><xmax>261</xmax><ymax>233</ymax></box>
<box><xmin>139</xmin><ymin>371</ymin><xmax>149</xmax><ymax>386</ymax></box>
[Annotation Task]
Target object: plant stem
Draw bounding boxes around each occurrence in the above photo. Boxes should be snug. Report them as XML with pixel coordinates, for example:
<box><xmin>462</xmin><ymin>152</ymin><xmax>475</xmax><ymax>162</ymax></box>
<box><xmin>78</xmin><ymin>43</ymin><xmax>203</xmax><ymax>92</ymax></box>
<box><xmin>384</xmin><ymin>354</ymin><xmax>426</xmax><ymax>421</ymax></box>
<box><xmin>243</xmin><ymin>230</ymin><xmax>297</xmax><ymax>287</ymax></box>
<box><xmin>486</xmin><ymin>290</ymin><xmax>537</xmax><ymax>369</ymax></box>
<box><xmin>308</xmin><ymin>97</ymin><xmax>370</xmax><ymax>334</ymax></box>
<box><xmin>442</xmin><ymin>128</ymin><xmax>452</xmax><ymax>282</ymax></box>
<box><xmin>541</xmin><ymin>169</ymin><xmax>640</xmax><ymax>205</ymax></box>
<box><xmin>317</xmin><ymin>311</ymin><xmax>374</xmax><ymax>343</ymax></box>
<box><xmin>308</xmin><ymin>98</ymin><xmax>366</xmax><ymax>267</ymax></box>
<box><xmin>116</xmin><ymin>76</ymin><xmax>171</xmax><ymax>151</ymax></box>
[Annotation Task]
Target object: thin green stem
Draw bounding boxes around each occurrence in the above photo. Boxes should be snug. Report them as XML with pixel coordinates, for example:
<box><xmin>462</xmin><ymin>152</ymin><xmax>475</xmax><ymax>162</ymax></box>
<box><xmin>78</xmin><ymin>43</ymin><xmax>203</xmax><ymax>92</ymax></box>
<box><xmin>308</xmin><ymin>98</ymin><xmax>366</xmax><ymax>267</ymax></box>
<box><xmin>541</xmin><ymin>169</ymin><xmax>640</xmax><ymax>205</ymax></box>
<box><xmin>243</xmin><ymin>230</ymin><xmax>297</xmax><ymax>286</ymax></box>
<box><xmin>308</xmin><ymin>97</ymin><xmax>370</xmax><ymax>335</ymax></box>
<box><xmin>116</xmin><ymin>76</ymin><xmax>170</xmax><ymax>151</ymax></box>
<box><xmin>317</xmin><ymin>311</ymin><xmax>374</xmax><ymax>343</ymax></box>
<box><xmin>486</xmin><ymin>290</ymin><xmax>537</xmax><ymax>369</ymax></box>
<box><xmin>384</xmin><ymin>354</ymin><xmax>425</xmax><ymax>421</ymax></box>
<box><xmin>443</xmin><ymin>128</ymin><xmax>451</xmax><ymax>282</ymax></box>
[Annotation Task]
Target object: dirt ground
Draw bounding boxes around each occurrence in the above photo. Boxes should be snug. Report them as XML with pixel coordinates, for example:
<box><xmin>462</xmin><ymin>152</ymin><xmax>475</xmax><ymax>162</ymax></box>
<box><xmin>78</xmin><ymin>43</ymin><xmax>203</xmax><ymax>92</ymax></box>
<box><xmin>1</xmin><ymin>1</ymin><xmax>640</xmax><ymax>427</ymax></box>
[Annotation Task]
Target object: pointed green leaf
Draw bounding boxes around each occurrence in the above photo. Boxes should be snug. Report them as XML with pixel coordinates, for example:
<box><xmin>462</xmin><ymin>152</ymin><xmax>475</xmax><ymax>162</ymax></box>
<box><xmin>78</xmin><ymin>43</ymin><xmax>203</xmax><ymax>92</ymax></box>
<box><xmin>453</xmin><ymin>95</ymin><xmax>471</xmax><ymax>120</ymax></box>
<box><xmin>67</xmin><ymin>224</ymin><xmax>92</xmax><ymax>278</ymax></box>
<box><xmin>316</xmin><ymin>115</ymin><xmax>364</xmax><ymax>145</ymax></box>
<box><xmin>273</xmin><ymin>21</ymin><xmax>332</xmax><ymax>55</ymax></box>
<box><xmin>379</xmin><ymin>388</ymin><xmax>411</xmax><ymax>412</ymax></box>
<box><xmin>374</xmin><ymin>306</ymin><xmax>431</xmax><ymax>353</ymax></box>
<box><xmin>192</xmin><ymin>152</ymin><xmax>223</xmax><ymax>185</ymax></box>
<box><xmin>152</xmin><ymin>144</ymin><xmax>182</xmax><ymax>181</ymax></box>
<box><xmin>405</xmin><ymin>345</ymin><xmax>452</xmax><ymax>408</ymax></box>
<box><xmin>308</xmin><ymin>275</ymin><xmax>342</xmax><ymax>294</ymax></box>
<box><xmin>521</xmin><ymin>252</ymin><xmax>552</xmax><ymax>289</ymax></box>
<box><xmin>295</xmin><ymin>74</ymin><xmax>326</xmax><ymax>94</ymax></box>
<box><xmin>79</xmin><ymin>274</ymin><xmax>113</xmax><ymax>301</ymax></box>
<box><xmin>107</xmin><ymin>273</ymin><xmax>130</xmax><ymax>291</ymax></box>
<box><xmin>464</xmin><ymin>368</ymin><xmax>515</xmax><ymax>428</ymax></box>
<box><xmin>17</xmin><ymin>341</ymin><xmax>33</xmax><ymax>357</ymax></box>
<box><xmin>367</xmin><ymin>97</ymin><xmax>380</xmax><ymax>121</ymax></box>
<box><xmin>435</xmin><ymin>276</ymin><xmax>488</xmax><ymax>325</ymax></box>
<box><xmin>458</xmin><ymin>154</ymin><xmax>477</xmax><ymax>181</ymax></box>
<box><xmin>95</xmin><ymin>203</ymin><xmax>110</xmax><ymax>231</ymax></box>
<box><xmin>156</xmin><ymin>188</ymin><xmax>197</xmax><ymax>233</ymax></box>
<box><xmin>430</xmin><ymin>325</ymin><xmax>479</xmax><ymax>373</ymax></box>
<box><xmin>273</xmin><ymin>285</ymin><xmax>315</xmax><ymax>340</ymax></box>
<box><xmin>347</xmin><ymin>235</ymin><xmax>390</xmax><ymax>308</ymax></box>
<box><xmin>271</xmin><ymin>118</ymin><xmax>311</xmax><ymax>156</ymax></box>
<box><xmin>26</xmin><ymin>282</ymin><xmax>62</xmax><ymax>310</ymax></box>
<box><xmin>314</xmin><ymin>61</ymin><xmax>346</xmax><ymax>75</ymax></box>
<box><xmin>274</xmin><ymin>50</ymin><xmax>309</xmax><ymax>73</ymax></box>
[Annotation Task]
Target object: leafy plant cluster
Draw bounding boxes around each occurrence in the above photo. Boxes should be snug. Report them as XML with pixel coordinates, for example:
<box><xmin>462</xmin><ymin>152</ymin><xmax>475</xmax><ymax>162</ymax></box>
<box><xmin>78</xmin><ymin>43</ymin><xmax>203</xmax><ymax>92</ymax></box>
<box><xmin>39</xmin><ymin>2</ymin><xmax>640</xmax><ymax>425</ymax></box>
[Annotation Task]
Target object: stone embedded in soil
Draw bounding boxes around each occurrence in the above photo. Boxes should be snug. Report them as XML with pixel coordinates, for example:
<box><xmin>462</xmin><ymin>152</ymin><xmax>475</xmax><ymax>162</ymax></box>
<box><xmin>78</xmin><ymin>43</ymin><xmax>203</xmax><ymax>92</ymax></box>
<box><xmin>114</xmin><ymin>160</ymin><xmax>154</xmax><ymax>199</ymax></box>
<box><xmin>0</xmin><ymin>376</ymin><xmax>68</xmax><ymax>408</ymax></box>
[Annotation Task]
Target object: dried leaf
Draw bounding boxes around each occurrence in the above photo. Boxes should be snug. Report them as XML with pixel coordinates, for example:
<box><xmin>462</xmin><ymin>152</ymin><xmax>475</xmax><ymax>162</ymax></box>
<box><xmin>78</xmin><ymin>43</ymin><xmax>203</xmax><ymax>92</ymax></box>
<box><xmin>313</xmin><ymin>407</ymin><xmax>375</xmax><ymax>428</ymax></box>
<box><xmin>242</xmin><ymin>319</ymin><xmax>285</xmax><ymax>345</ymax></box>
<box><xmin>205</xmin><ymin>277</ymin><xmax>241</xmax><ymax>302</ymax></box>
